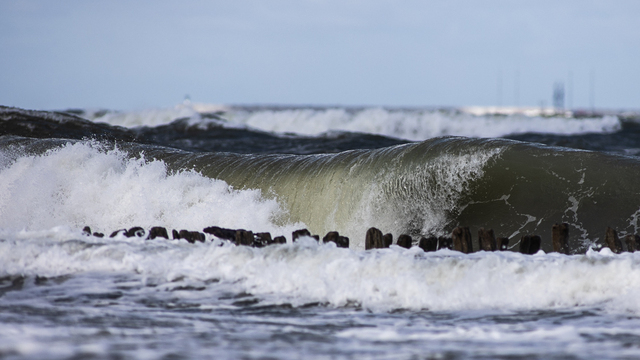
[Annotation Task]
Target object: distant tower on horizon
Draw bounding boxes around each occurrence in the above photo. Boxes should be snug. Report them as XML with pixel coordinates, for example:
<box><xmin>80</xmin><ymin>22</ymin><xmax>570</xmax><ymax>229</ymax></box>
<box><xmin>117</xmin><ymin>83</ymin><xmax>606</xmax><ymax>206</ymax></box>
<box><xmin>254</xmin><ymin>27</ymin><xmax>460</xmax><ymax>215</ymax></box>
<box><xmin>514</xmin><ymin>69</ymin><xmax>520</xmax><ymax>107</ymax></box>
<box><xmin>553</xmin><ymin>82</ymin><xmax>565</xmax><ymax>110</ymax></box>
<box><xmin>497</xmin><ymin>70</ymin><xmax>503</xmax><ymax>107</ymax></box>
<box><xmin>589</xmin><ymin>70</ymin><xmax>595</xmax><ymax>112</ymax></box>
<box><xmin>567</xmin><ymin>71</ymin><xmax>573</xmax><ymax>110</ymax></box>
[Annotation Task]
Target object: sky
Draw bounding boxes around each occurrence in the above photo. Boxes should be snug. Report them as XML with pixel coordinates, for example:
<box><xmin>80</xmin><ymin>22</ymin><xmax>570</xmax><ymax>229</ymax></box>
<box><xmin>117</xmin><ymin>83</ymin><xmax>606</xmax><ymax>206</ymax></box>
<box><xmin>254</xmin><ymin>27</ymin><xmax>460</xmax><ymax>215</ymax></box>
<box><xmin>0</xmin><ymin>0</ymin><xmax>638</xmax><ymax>111</ymax></box>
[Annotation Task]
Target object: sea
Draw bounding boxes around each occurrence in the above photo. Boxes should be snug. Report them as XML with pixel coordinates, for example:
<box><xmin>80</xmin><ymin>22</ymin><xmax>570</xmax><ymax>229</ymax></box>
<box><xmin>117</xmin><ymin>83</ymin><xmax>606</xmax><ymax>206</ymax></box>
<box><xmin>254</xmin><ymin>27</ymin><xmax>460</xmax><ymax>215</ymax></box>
<box><xmin>1</xmin><ymin>103</ymin><xmax>640</xmax><ymax>359</ymax></box>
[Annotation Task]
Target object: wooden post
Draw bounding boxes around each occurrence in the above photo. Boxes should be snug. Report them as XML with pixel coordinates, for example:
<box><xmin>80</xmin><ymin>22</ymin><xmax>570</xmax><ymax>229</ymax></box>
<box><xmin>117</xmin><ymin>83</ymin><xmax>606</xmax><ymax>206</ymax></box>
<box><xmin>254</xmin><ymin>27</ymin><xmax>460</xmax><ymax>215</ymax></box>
<box><xmin>203</xmin><ymin>226</ymin><xmax>237</xmax><ymax>241</ymax></box>
<box><xmin>323</xmin><ymin>231</ymin><xmax>339</xmax><ymax>243</ymax></box>
<box><xmin>148</xmin><ymin>226</ymin><xmax>169</xmax><ymax>240</ymax></box>
<box><xmin>418</xmin><ymin>236</ymin><xmax>438</xmax><ymax>252</ymax></box>
<box><xmin>292</xmin><ymin>229</ymin><xmax>311</xmax><ymax>241</ymax></box>
<box><xmin>496</xmin><ymin>237</ymin><xmax>509</xmax><ymax>250</ymax></box>
<box><xmin>365</xmin><ymin>227</ymin><xmax>384</xmax><ymax>249</ymax></box>
<box><xmin>111</xmin><ymin>229</ymin><xmax>127</xmax><ymax>238</ymax></box>
<box><xmin>338</xmin><ymin>236</ymin><xmax>349</xmax><ymax>248</ymax></box>
<box><xmin>323</xmin><ymin>231</ymin><xmax>349</xmax><ymax>248</ymax></box>
<box><xmin>438</xmin><ymin>237</ymin><xmax>453</xmax><ymax>250</ymax></box>
<box><xmin>383</xmin><ymin>233</ymin><xmax>393</xmax><ymax>248</ymax></box>
<box><xmin>255</xmin><ymin>232</ymin><xmax>273</xmax><ymax>247</ymax></box>
<box><xmin>625</xmin><ymin>234</ymin><xmax>639</xmax><ymax>252</ymax></box>
<box><xmin>552</xmin><ymin>223</ymin><xmax>570</xmax><ymax>254</ymax></box>
<box><xmin>235</xmin><ymin>230</ymin><xmax>254</xmax><ymax>246</ymax></box>
<box><xmin>177</xmin><ymin>230</ymin><xmax>205</xmax><ymax>243</ymax></box>
<box><xmin>126</xmin><ymin>227</ymin><xmax>145</xmax><ymax>238</ymax></box>
<box><xmin>478</xmin><ymin>228</ymin><xmax>496</xmax><ymax>251</ymax></box>
<box><xmin>520</xmin><ymin>235</ymin><xmax>541</xmax><ymax>254</ymax></box>
<box><xmin>529</xmin><ymin>235</ymin><xmax>541</xmax><ymax>254</ymax></box>
<box><xmin>397</xmin><ymin>234</ymin><xmax>412</xmax><ymax>249</ymax></box>
<box><xmin>452</xmin><ymin>227</ymin><xmax>473</xmax><ymax>253</ymax></box>
<box><xmin>605</xmin><ymin>227</ymin><xmax>623</xmax><ymax>253</ymax></box>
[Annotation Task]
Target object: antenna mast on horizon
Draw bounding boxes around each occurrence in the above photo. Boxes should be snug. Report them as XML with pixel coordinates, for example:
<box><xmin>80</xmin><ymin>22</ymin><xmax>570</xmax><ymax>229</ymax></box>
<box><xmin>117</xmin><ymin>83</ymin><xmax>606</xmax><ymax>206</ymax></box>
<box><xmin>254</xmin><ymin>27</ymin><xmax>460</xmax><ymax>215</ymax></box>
<box><xmin>567</xmin><ymin>71</ymin><xmax>573</xmax><ymax>110</ymax></box>
<box><xmin>589</xmin><ymin>70</ymin><xmax>595</xmax><ymax>112</ymax></box>
<box><xmin>553</xmin><ymin>82</ymin><xmax>565</xmax><ymax>110</ymax></box>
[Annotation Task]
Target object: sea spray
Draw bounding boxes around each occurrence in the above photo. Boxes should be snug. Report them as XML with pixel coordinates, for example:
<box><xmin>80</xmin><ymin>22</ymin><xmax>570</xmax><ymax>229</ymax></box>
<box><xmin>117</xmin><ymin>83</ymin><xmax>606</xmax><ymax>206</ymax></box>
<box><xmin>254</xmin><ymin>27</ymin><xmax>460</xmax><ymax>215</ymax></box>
<box><xmin>0</xmin><ymin>141</ymin><xmax>303</xmax><ymax>237</ymax></box>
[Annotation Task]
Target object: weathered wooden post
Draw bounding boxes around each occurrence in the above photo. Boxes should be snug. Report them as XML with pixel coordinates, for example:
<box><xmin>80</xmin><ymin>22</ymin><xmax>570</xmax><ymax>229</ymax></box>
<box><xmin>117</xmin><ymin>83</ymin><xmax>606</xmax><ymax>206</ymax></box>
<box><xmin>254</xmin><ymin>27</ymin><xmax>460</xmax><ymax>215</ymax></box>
<box><xmin>437</xmin><ymin>237</ymin><xmax>453</xmax><ymax>250</ymax></box>
<box><xmin>111</xmin><ymin>229</ymin><xmax>127</xmax><ymax>238</ymax></box>
<box><xmin>418</xmin><ymin>236</ymin><xmax>438</xmax><ymax>252</ymax></box>
<box><xmin>323</xmin><ymin>231</ymin><xmax>339</xmax><ymax>243</ymax></box>
<box><xmin>273</xmin><ymin>235</ymin><xmax>287</xmax><ymax>244</ymax></box>
<box><xmin>451</xmin><ymin>227</ymin><xmax>473</xmax><ymax>253</ymax></box>
<box><xmin>383</xmin><ymin>233</ymin><xmax>393</xmax><ymax>248</ymax></box>
<box><xmin>552</xmin><ymin>223</ymin><xmax>570</xmax><ymax>254</ymax></box>
<box><xmin>255</xmin><ymin>232</ymin><xmax>273</xmax><ymax>247</ymax></box>
<box><xmin>625</xmin><ymin>234</ymin><xmax>639</xmax><ymax>252</ymax></box>
<box><xmin>604</xmin><ymin>227</ymin><xmax>623</xmax><ymax>253</ymax></box>
<box><xmin>203</xmin><ymin>226</ymin><xmax>237</xmax><ymax>241</ymax></box>
<box><xmin>148</xmin><ymin>226</ymin><xmax>169</xmax><ymax>240</ymax></box>
<box><xmin>496</xmin><ymin>237</ymin><xmax>509</xmax><ymax>251</ymax></box>
<box><xmin>235</xmin><ymin>230</ymin><xmax>254</xmax><ymax>246</ymax></box>
<box><xmin>292</xmin><ymin>229</ymin><xmax>311</xmax><ymax>241</ymax></box>
<box><xmin>530</xmin><ymin>235</ymin><xmax>541</xmax><ymax>253</ymax></box>
<box><xmin>365</xmin><ymin>227</ymin><xmax>385</xmax><ymax>249</ymax></box>
<box><xmin>478</xmin><ymin>228</ymin><xmax>496</xmax><ymax>251</ymax></box>
<box><xmin>323</xmin><ymin>231</ymin><xmax>349</xmax><ymax>248</ymax></box>
<box><xmin>178</xmin><ymin>230</ymin><xmax>205</xmax><ymax>243</ymax></box>
<box><xmin>322</xmin><ymin>231</ymin><xmax>349</xmax><ymax>248</ymax></box>
<box><xmin>396</xmin><ymin>234</ymin><xmax>412</xmax><ymax>249</ymax></box>
<box><xmin>519</xmin><ymin>235</ymin><xmax>541</xmax><ymax>254</ymax></box>
<box><xmin>126</xmin><ymin>227</ymin><xmax>145</xmax><ymax>238</ymax></box>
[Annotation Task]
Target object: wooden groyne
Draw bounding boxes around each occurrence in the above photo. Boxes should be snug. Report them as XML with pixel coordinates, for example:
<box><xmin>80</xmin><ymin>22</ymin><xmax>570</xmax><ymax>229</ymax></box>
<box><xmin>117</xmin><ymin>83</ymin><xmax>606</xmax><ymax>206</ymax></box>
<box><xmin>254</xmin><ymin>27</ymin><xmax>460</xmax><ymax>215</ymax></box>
<box><xmin>82</xmin><ymin>225</ymin><xmax>346</xmax><ymax>248</ymax></box>
<box><xmin>81</xmin><ymin>223</ymin><xmax>640</xmax><ymax>254</ymax></box>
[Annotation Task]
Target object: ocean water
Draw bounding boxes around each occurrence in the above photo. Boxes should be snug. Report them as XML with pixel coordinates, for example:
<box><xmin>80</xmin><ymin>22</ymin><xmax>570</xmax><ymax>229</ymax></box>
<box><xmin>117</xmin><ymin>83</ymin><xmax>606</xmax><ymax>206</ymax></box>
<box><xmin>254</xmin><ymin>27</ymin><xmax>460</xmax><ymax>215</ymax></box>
<box><xmin>1</xmin><ymin>104</ymin><xmax>640</xmax><ymax>359</ymax></box>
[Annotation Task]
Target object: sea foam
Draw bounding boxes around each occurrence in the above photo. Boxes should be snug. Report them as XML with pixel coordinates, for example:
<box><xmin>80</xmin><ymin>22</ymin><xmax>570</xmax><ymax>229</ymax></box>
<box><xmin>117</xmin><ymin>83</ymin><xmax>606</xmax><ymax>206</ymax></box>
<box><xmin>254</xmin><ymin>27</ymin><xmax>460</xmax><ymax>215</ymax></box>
<box><xmin>1</xmin><ymin>235</ymin><xmax>640</xmax><ymax>315</ymax></box>
<box><xmin>0</xmin><ymin>142</ymin><xmax>303</xmax><ymax>237</ymax></box>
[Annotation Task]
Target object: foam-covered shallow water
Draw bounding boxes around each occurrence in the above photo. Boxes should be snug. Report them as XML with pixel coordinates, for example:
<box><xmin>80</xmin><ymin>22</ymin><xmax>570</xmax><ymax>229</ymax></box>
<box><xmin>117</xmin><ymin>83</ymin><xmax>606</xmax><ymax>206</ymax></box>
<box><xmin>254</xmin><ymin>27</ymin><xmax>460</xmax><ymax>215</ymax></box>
<box><xmin>2</xmin><ymin>234</ymin><xmax>640</xmax><ymax>359</ymax></box>
<box><xmin>2</xmin><ymin>104</ymin><xmax>640</xmax><ymax>359</ymax></box>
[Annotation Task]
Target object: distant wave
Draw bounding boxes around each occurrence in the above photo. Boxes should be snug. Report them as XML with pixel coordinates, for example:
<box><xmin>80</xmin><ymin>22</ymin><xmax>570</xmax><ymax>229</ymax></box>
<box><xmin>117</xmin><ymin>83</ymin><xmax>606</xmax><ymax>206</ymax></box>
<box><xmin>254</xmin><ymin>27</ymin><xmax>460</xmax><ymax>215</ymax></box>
<box><xmin>73</xmin><ymin>104</ymin><xmax>622</xmax><ymax>140</ymax></box>
<box><xmin>226</xmin><ymin>107</ymin><xmax>621</xmax><ymax>140</ymax></box>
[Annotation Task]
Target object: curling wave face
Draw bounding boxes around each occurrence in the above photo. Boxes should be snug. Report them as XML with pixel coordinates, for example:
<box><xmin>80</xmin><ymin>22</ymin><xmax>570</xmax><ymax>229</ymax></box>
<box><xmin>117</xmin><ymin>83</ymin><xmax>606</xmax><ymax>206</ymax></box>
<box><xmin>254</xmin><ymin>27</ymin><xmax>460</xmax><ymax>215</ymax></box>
<box><xmin>2</xmin><ymin>133</ymin><xmax>639</xmax><ymax>252</ymax></box>
<box><xmin>146</xmin><ymin>137</ymin><xmax>640</xmax><ymax>252</ymax></box>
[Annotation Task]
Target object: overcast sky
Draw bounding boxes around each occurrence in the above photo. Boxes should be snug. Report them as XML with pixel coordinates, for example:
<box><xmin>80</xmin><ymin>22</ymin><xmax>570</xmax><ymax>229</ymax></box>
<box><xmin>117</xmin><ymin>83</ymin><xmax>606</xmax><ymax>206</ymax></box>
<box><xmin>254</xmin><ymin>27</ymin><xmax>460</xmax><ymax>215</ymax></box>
<box><xmin>1</xmin><ymin>0</ymin><xmax>638</xmax><ymax>111</ymax></box>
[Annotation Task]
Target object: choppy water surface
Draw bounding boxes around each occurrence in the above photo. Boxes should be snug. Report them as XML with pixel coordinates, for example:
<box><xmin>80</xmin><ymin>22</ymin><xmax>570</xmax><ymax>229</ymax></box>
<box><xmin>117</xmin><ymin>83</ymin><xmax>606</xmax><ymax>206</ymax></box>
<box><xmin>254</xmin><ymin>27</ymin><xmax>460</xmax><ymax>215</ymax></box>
<box><xmin>3</xmin><ymin>235</ymin><xmax>640</xmax><ymax>359</ymax></box>
<box><xmin>1</xmin><ymin>105</ymin><xmax>640</xmax><ymax>359</ymax></box>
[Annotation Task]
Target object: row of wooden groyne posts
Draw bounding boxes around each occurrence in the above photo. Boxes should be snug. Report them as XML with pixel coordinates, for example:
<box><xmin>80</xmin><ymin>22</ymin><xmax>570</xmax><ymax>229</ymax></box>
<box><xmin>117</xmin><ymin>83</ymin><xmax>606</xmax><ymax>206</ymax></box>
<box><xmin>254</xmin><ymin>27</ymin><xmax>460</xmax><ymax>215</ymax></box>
<box><xmin>83</xmin><ymin>223</ymin><xmax>640</xmax><ymax>254</ymax></box>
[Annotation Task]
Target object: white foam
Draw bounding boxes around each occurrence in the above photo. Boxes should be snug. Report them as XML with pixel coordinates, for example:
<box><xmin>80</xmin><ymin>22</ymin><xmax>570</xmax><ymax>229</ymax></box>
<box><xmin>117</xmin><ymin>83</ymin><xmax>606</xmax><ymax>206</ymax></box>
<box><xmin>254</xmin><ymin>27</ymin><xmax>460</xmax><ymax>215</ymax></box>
<box><xmin>1</xmin><ymin>236</ymin><xmax>640</xmax><ymax>315</ymax></box>
<box><xmin>0</xmin><ymin>142</ymin><xmax>303</xmax><ymax>236</ymax></box>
